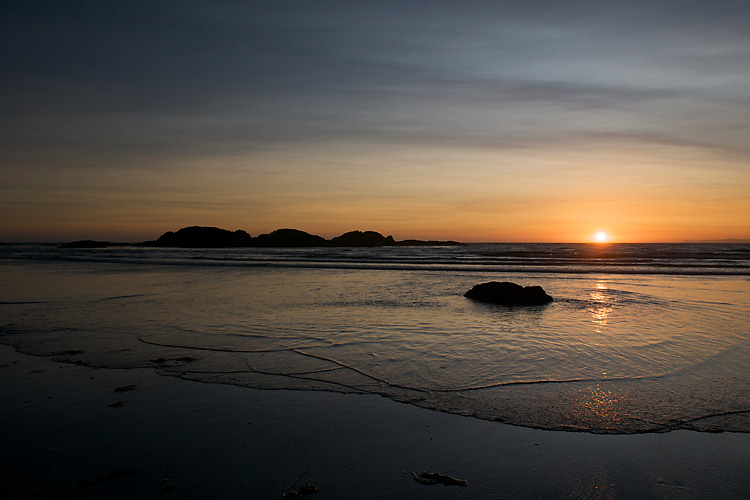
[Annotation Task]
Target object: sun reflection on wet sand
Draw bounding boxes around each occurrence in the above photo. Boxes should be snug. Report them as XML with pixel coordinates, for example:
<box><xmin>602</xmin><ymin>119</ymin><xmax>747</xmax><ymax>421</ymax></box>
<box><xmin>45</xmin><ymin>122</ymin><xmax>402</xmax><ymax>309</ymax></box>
<box><xmin>571</xmin><ymin>385</ymin><xmax>626</xmax><ymax>432</ymax></box>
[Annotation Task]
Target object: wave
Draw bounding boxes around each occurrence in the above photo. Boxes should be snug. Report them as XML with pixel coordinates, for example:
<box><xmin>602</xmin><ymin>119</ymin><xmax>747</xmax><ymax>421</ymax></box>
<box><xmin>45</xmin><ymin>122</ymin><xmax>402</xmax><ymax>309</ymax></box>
<box><xmin>2</xmin><ymin>242</ymin><xmax>750</xmax><ymax>276</ymax></box>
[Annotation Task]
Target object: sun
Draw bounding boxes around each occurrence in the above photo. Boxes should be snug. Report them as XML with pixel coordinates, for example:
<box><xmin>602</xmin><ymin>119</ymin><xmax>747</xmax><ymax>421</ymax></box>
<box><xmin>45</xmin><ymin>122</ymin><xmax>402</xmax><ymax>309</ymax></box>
<box><xmin>594</xmin><ymin>231</ymin><xmax>609</xmax><ymax>243</ymax></box>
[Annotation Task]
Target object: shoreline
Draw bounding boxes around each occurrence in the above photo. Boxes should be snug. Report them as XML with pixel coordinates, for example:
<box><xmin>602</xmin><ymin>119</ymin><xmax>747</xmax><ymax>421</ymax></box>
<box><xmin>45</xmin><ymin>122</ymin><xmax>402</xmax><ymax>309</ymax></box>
<box><xmin>3</xmin><ymin>344</ymin><xmax>750</xmax><ymax>499</ymax></box>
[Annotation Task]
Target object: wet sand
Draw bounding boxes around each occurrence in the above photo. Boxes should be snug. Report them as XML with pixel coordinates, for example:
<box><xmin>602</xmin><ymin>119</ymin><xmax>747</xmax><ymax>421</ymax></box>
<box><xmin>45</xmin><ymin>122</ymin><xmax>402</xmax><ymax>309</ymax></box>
<box><xmin>2</xmin><ymin>343</ymin><xmax>749</xmax><ymax>499</ymax></box>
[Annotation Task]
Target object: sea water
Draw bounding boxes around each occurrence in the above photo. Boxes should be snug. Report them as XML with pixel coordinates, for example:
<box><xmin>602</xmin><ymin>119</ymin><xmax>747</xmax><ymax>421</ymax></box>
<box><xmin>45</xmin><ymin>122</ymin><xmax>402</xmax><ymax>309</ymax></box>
<box><xmin>1</xmin><ymin>243</ymin><xmax>749</xmax><ymax>434</ymax></box>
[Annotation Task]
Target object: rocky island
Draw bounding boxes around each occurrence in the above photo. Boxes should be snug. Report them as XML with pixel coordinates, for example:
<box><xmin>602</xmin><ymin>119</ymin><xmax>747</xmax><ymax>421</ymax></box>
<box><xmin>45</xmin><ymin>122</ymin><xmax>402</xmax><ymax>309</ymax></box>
<box><xmin>147</xmin><ymin>226</ymin><xmax>254</xmax><ymax>248</ymax></box>
<box><xmin>59</xmin><ymin>226</ymin><xmax>463</xmax><ymax>248</ymax></box>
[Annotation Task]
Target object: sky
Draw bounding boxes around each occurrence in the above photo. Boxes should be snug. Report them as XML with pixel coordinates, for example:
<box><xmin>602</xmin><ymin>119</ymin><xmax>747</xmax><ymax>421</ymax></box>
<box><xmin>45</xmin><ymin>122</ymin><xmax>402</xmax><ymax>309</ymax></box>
<box><xmin>1</xmin><ymin>1</ymin><xmax>749</xmax><ymax>243</ymax></box>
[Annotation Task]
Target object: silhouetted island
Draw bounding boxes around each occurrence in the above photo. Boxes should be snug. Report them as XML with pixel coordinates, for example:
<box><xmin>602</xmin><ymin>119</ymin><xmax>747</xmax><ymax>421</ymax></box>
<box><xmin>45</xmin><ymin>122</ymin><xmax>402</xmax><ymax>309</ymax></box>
<box><xmin>397</xmin><ymin>239</ymin><xmax>463</xmax><ymax>246</ymax></box>
<box><xmin>146</xmin><ymin>226</ymin><xmax>253</xmax><ymax>248</ymax></box>
<box><xmin>252</xmin><ymin>228</ymin><xmax>328</xmax><ymax>247</ymax></box>
<box><xmin>139</xmin><ymin>226</ymin><xmax>462</xmax><ymax>248</ymax></box>
<box><xmin>59</xmin><ymin>226</ymin><xmax>463</xmax><ymax>248</ymax></box>
<box><xmin>330</xmin><ymin>230</ymin><xmax>396</xmax><ymax>247</ymax></box>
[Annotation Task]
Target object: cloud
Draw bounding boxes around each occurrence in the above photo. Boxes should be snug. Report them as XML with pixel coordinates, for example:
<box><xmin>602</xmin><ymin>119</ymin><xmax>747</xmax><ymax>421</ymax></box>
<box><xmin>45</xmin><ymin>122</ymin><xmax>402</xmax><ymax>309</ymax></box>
<box><xmin>1</xmin><ymin>1</ymin><xmax>749</xmax><ymax>241</ymax></box>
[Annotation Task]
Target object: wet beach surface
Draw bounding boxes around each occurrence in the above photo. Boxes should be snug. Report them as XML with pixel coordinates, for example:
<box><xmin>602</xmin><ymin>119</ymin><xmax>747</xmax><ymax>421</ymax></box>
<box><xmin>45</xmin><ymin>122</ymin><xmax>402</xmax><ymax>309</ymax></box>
<box><xmin>2</xmin><ymin>344</ymin><xmax>750</xmax><ymax>500</ymax></box>
<box><xmin>2</xmin><ymin>255</ymin><xmax>749</xmax><ymax>435</ymax></box>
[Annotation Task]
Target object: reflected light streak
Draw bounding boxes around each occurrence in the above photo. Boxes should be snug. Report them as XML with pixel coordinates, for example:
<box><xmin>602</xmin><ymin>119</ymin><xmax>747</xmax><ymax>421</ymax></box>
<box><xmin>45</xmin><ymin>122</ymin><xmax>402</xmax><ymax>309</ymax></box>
<box><xmin>589</xmin><ymin>281</ymin><xmax>613</xmax><ymax>333</ymax></box>
<box><xmin>572</xmin><ymin>385</ymin><xmax>626</xmax><ymax>432</ymax></box>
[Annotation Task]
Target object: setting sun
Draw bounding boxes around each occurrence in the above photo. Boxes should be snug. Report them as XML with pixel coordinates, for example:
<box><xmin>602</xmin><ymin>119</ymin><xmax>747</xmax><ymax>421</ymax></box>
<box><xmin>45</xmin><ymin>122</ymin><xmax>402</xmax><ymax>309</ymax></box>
<box><xmin>595</xmin><ymin>231</ymin><xmax>609</xmax><ymax>243</ymax></box>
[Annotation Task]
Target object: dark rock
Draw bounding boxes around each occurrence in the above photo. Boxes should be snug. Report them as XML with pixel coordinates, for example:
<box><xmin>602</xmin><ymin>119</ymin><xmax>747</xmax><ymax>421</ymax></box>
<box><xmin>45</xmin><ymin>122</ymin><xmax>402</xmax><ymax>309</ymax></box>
<box><xmin>298</xmin><ymin>481</ymin><xmax>318</xmax><ymax>494</ymax></box>
<box><xmin>114</xmin><ymin>384</ymin><xmax>137</xmax><ymax>393</ymax></box>
<box><xmin>282</xmin><ymin>480</ymin><xmax>318</xmax><ymax>499</ymax></box>
<box><xmin>396</xmin><ymin>239</ymin><xmax>463</xmax><ymax>246</ymax></box>
<box><xmin>59</xmin><ymin>240</ymin><xmax>111</xmax><ymax>248</ymax></box>
<box><xmin>49</xmin><ymin>350</ymin><xmax>85</xmax><ymax>356</ymax></box>
<box><xmin>253</xmin><ymin>228</ymin><xmax>327</xmax><ymax>247</ymax></box>
<box><xmin>146</xmin><ymin>226</ymin><xmax>253</xmax><ymax>248</ymax></box>
<box><xmin>464</xmin><ymin>281</ymin><xmax>553</xmax><ymax>306</ymax></box>
<box><xmin>412</xmin><ymin>471</ymin><xmax>468</xmax><ymax>487</ymax></box>
<box><xmin>329</xmin><ymin>230</ymin><xmax>396</xmax><ymax>247</ymax></box>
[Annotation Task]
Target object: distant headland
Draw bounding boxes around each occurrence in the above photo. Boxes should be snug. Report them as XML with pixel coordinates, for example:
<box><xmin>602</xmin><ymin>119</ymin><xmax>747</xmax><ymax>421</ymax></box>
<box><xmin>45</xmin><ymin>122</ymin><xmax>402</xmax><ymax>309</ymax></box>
<box><xmin>58</xmin><ymin>226</ymin><xmax>463</xmax><ymax>249</ymax></box>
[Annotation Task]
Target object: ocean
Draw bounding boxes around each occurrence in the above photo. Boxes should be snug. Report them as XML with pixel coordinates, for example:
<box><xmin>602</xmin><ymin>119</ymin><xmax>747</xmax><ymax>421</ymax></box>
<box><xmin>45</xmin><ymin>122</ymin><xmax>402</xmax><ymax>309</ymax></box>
<box><xmin>2</xmin><ymin>242</ymin><xmax>749</xmax><ymax>435</ymax></box>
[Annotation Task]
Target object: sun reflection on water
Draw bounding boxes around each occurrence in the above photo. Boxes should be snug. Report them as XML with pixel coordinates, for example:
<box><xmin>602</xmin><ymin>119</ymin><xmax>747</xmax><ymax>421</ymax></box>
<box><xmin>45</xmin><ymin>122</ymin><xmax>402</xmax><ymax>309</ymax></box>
<box><xmin>589</xmin><ymin>281</ymin><xmax>613</xmax><ymax>333</ymax></box>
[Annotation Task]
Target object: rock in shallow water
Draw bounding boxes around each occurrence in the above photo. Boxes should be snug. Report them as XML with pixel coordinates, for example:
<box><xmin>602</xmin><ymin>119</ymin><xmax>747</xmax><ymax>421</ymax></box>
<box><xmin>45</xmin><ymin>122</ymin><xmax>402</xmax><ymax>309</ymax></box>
<box><xmin>464</xmin><ymin>281</ymin><xmax>553</xmax><ymax>306</ymax></box>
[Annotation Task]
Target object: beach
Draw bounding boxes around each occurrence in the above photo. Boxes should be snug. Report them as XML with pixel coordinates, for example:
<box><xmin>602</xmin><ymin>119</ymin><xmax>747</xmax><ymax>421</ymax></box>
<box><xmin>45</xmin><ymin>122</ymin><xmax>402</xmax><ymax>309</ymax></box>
<box><xmin>2</xmin><ymin>244</ymin><xmax>750</xmax><ymax>498</ymax></box>
<box><xmin>3</xmin><ymin>343</ymin><xmax>750</xmax><ymax>499</ymax></box>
